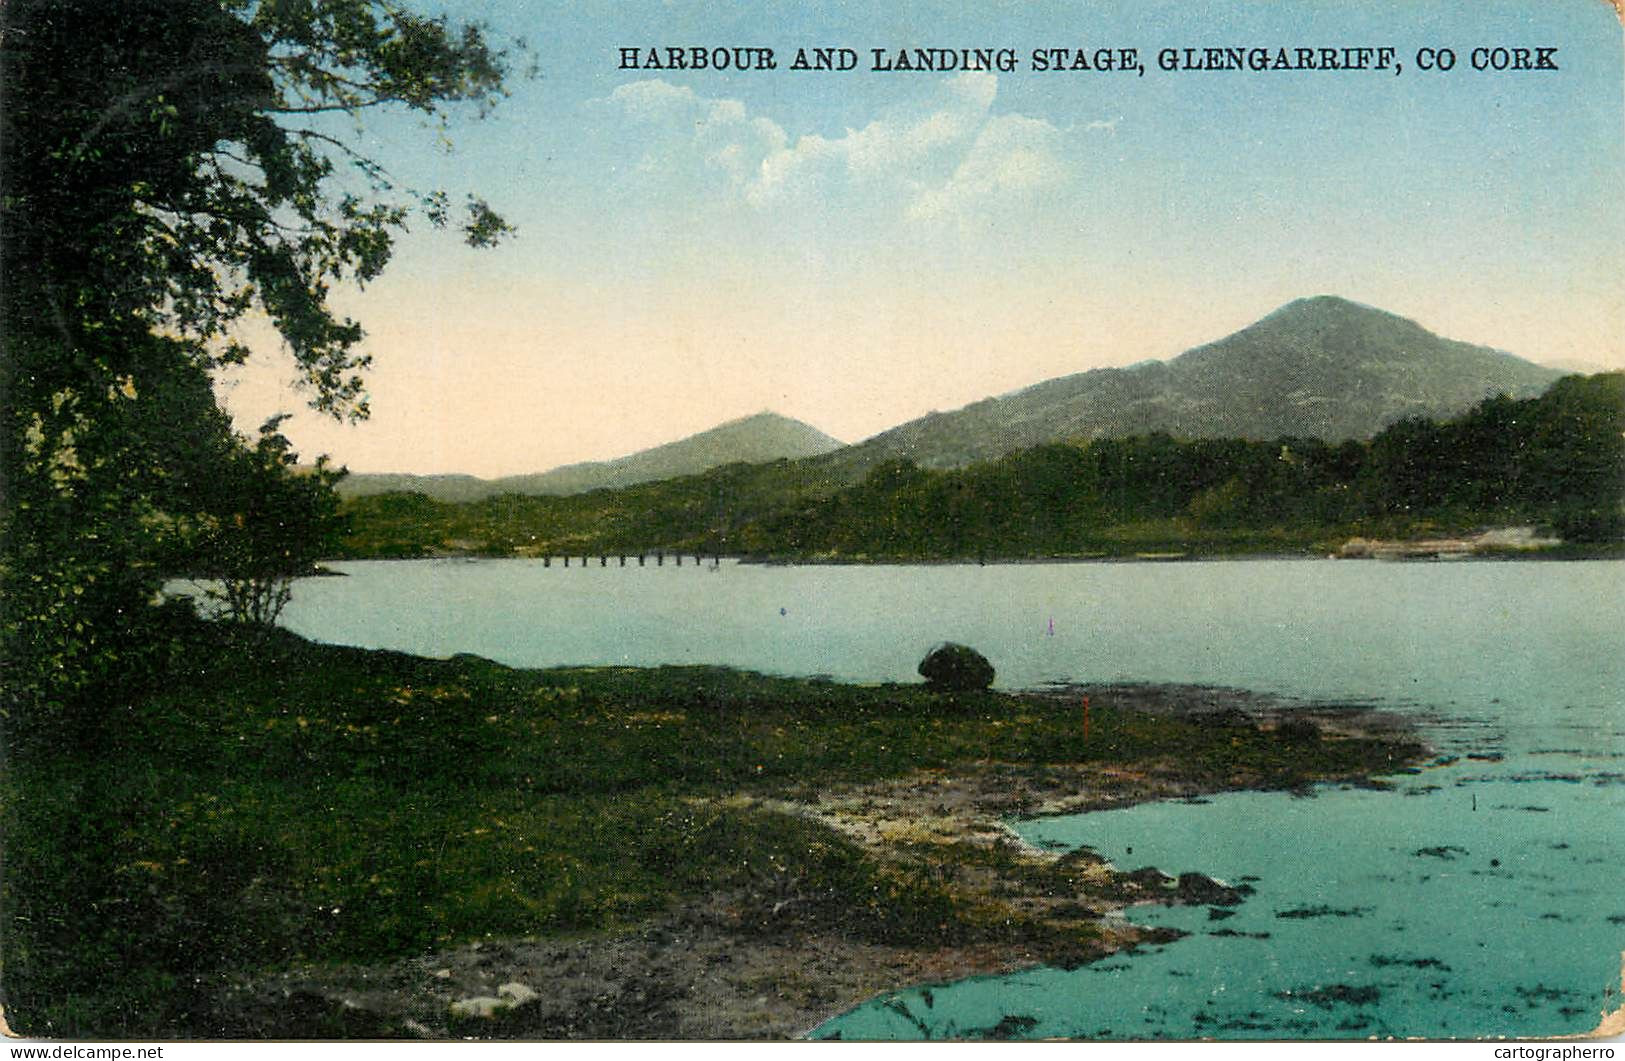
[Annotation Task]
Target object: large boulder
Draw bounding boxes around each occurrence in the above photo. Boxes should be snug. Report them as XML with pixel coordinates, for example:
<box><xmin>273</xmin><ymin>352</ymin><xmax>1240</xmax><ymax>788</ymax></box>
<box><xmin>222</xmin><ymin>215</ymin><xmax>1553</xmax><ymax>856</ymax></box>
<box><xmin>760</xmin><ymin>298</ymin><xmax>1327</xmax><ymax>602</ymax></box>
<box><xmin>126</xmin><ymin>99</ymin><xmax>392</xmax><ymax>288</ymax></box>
<box><xmin>918</xmin><ymin>642</ymin><xmax>995</xmax><ymax>691</ymax></box>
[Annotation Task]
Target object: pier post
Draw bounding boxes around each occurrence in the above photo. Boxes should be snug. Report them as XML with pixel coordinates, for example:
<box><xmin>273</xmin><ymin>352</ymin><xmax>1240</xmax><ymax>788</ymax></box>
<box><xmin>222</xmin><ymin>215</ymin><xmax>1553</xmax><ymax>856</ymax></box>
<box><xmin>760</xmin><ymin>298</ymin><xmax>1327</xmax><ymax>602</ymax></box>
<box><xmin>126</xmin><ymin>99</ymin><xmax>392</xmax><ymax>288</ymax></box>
<box><xmin>563</xmin><ymin>556</ymin><xmax>569</xmax><ymax>568</ymax></box>
<box><xmin>543</xmin><ymin>556</ymin><xmax>550</xmax><ymax>568</ymax></box>
<box><xmin>656</xmin><ymin>552</ymin><xmax>663</xmax><ymax>566</ymax></box>
<box><xmin>638</xmin><ymin>554</ymin><xmax>646</xmax><ymax>567</ymax></box>
<box><xmin>676</xmin><ymin>554</ymin><xmax>682</xmax><ymax>567</ymax></box>
<box><xmin>600</xmin><ymin>556</ymin><xmax>607</xmax><ymax>567</ymax></box>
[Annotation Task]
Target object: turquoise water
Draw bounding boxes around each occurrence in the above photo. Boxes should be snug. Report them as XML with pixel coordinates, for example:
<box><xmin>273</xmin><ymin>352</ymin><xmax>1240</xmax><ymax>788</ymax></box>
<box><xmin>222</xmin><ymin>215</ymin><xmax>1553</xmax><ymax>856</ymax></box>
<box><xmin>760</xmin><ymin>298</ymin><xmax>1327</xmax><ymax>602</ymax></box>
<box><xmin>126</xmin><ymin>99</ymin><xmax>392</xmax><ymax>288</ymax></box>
<box><xmin>281</xmin><ymin>558</ymin><xmax>1625</xmax><ymax>1040</ymax></box>
<box><xmin>820</xmin><ymin>774</ymin><xmax>1624</xmax><ymax>1040</ymax></box>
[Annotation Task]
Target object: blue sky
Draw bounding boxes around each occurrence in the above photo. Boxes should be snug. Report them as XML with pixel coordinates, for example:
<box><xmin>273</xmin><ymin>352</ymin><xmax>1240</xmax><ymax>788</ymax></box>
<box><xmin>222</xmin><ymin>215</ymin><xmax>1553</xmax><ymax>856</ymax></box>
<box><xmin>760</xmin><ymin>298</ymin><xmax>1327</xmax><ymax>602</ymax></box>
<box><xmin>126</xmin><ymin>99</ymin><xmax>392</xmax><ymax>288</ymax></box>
<box><xmin>221</xmin><ymin>0</ymin><xmax>1625</xmax><ymax>476</ymax></box>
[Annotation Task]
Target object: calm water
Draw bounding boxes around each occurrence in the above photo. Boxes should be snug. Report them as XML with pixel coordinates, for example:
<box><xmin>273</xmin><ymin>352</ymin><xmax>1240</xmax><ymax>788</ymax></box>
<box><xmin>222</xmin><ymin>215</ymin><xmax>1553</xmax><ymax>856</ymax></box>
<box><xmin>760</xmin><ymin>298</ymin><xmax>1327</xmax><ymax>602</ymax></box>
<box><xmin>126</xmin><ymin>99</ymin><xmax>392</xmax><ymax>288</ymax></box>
<box><xmin>282</xmin><ymin>558</ymin><xmax>1625</xmax><ymax>1040</ymax></box>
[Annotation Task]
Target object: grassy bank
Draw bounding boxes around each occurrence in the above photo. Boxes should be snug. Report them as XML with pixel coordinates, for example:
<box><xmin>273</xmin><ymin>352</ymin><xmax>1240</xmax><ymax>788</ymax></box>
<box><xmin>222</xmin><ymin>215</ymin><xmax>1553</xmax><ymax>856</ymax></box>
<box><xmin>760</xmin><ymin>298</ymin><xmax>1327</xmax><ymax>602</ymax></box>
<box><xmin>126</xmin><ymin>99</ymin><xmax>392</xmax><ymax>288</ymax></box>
<box><xmin>2</xmin><ymin>624</ymin><xmax>1425</xmax><ymax>1038</ymax></box>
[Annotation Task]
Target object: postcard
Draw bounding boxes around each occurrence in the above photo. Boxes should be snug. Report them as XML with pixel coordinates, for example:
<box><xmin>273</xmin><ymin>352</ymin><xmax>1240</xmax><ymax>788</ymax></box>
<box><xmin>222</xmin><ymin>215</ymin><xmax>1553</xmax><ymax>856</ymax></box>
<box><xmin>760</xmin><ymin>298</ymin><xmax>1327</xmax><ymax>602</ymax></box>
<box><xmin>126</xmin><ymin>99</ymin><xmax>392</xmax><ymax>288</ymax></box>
<box><xmin>2</xmin><ymin>0</ymin><xmax>1622</xmax><ymax>1046</ymax></box>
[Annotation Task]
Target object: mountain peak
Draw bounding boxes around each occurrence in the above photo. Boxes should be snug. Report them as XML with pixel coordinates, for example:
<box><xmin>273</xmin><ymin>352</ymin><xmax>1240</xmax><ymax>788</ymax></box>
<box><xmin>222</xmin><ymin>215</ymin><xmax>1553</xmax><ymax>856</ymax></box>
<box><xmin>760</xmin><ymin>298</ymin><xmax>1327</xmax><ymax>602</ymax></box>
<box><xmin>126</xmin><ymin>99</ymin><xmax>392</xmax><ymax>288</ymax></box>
<box><xmin>1275</xmin><ymin>293</ymin><xmax>1375</xmax><ymax>312</ymax></box>
<box><xmin>1257</xmin><ymin>294</ymin><xmax>1413</xmax><ymax>330</ymax></box>
<box><xmin>722</xmin><ymin>410</ymin><xmax>808</xmax><ymax>430</ymax></box>
<box><xmin>1185</xmin><ymin>295</ymin><xmax>1469</xmax><ymax>365</ymax></box>
<box><xmin>839</xmin><ymin>295</ymin><xmax>1563</xmax><ymax>471</ymax></box>
<box><xmin>338</xmin><ymin>411</ymin><xmax>844</xmax><ymax>501</ymax></box>
<box><xmin>688</xmin><ymin>411</ymin><xmax>843</xmax><ymax>447</ymax></box>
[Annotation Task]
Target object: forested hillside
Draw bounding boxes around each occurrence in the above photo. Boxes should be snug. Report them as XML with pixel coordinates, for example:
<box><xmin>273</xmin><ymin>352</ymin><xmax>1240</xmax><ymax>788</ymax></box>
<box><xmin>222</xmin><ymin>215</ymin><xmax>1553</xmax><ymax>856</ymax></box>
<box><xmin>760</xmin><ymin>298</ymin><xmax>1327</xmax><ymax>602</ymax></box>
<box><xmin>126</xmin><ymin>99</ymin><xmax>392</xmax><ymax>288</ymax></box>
<box><xmin>341</xmin><ymin>373</ymin><xmax>1625</xmax><ymax>561</ymax></box>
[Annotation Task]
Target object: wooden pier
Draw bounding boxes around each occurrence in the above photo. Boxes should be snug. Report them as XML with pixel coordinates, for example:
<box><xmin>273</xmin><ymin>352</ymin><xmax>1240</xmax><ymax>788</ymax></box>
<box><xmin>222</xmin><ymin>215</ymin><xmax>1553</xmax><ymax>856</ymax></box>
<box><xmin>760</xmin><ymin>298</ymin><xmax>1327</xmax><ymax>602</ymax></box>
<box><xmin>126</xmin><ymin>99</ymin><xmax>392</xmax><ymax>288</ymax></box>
<box><xmin>531</xmin><ymin>551</ymin><xmax>719</xmax><ymax>569</ymax></box>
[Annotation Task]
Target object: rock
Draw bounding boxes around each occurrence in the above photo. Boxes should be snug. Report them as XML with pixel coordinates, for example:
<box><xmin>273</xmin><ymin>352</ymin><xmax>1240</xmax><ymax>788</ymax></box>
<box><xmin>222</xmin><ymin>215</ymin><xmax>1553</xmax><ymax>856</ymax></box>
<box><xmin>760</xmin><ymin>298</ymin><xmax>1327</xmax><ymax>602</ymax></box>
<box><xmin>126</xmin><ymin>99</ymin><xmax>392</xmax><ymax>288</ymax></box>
<box><xmin>985</xmin><ymin>1014</ymin><xmax>1039</xmax><ymax>1040</ymax></box>
<box><xmin>1210</xmin><ymin>928</ymin><xmax>1272</xmax><ymax>940</ymax></box>
<box><xmin>449</xmin><ymin>995</ymin><xmax>507</xmax><ymax>1019</ymax></box>
<box><xmin>1472</xmin><ymin>526</ymin><xmax>1559</xmax><ymax>550</ymax></box>
<box><xmin>498</xmin><ymin>982</ymin><xmax>538</xmax><ymax>1005</ymax></box>
<box><xmin>1054</xmin><ymin>847</ymin><xmax>1108</xmax><ymax>869</ymax></box>
<box><xmin>1123</xmin><ymin>867</ymin><xmax>1176</xmax><ymax>891</ymax></box>
<box><xmin>1338</xmin><ymin>537</ymin><xmax>1373</xmax><ymax>559</ymax></box>
<box><xmin>918</xmin><ymin>642</ymin><xmax>995</xmax><ymax>691</ymax></box>
<box><xmin>447</xmin><ymin>983</ymin><xmax>540</xmax><ymax>1020</ymax></box>
<box><xmin>1177</xmin><ymin>872</ymin><xmax>1249</xmax><ymax>906</ymax></box>
<box><xmin>1276</xmin><ymin>904</ymin><xmax>1367</xmax><ymax>919</ymax></box>
<box><xmin>1275</xmin><ymin>984</ymin><xmax>1381</xmax><ymax>1009</ymax></box>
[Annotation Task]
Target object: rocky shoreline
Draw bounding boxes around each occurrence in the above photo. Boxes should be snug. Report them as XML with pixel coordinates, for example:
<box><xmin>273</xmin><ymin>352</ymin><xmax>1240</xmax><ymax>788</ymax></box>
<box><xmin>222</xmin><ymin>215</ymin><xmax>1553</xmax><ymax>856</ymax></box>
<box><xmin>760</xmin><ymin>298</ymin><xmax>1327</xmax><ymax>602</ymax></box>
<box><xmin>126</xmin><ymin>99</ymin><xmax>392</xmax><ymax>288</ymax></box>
<box><xmin>214</xmin><ymin>684</ymin><xmax>1428</xmax><ymax>1040</ymax></box>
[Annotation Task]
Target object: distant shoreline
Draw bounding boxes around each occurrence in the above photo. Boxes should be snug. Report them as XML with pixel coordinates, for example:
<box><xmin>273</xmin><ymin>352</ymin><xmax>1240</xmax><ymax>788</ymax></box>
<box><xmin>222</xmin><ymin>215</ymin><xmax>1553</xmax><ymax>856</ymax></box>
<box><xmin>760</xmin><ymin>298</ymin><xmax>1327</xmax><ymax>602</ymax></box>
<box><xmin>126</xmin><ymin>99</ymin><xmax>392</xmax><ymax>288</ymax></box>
<box><xmin>320</xmin><ymin>542</ymin><xmax>1625</xmax><ymax>566</ymax></box>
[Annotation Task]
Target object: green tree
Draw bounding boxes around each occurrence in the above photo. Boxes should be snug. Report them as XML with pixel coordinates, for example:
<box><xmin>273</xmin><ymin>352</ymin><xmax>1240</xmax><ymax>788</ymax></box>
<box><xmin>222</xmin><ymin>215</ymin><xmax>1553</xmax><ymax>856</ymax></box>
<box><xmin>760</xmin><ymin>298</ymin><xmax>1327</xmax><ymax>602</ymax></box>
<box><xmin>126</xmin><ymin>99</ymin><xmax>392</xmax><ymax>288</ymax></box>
<box><xmin>191</xmin><ymin>417</ymin><xmax>349</xmax><ymax>627</ymax></box>
<box><xmin>1527</xmin><ymin>373</ymin><xmax>1625</xmax><ymax>541</ymax></box>
<box><xmin>0</xmin><ymin>0</ymin><xmax>521</xmax><ymax>1035</ymax></box>
<box><xmin>1</xmin><ymin>0</ymin><xmax>519</xmax><ymax>733</ymax></box>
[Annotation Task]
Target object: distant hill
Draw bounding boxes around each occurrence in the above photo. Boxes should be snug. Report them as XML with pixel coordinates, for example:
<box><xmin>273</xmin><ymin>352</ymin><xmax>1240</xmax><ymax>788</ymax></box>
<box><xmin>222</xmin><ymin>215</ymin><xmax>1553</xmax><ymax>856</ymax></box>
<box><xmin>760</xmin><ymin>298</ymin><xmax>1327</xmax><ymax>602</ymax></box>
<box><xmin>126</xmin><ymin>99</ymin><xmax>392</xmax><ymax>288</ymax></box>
<box><xmin>341</xmin><ymin>298</ymin><xmax>1566</xmax><ymax>502</ymax></box>
<box><xmin>334</xmin><ymin>472</ymin><xmax>493</xmax><ymax>503</ymax></box>
<box><xmin>1540</xmin><ymin>356</ymin><xmax>1617</xmax><ymax>376</ymax></box>
<box><xmin>338</xmin><ymin>411</ymin><xmax>844</xmax><ymax>501</ymax></box>
<box><xmin>824</xmin><ymin>296</ymin><xmax>1565</xmax><ymax>473</ymax></box>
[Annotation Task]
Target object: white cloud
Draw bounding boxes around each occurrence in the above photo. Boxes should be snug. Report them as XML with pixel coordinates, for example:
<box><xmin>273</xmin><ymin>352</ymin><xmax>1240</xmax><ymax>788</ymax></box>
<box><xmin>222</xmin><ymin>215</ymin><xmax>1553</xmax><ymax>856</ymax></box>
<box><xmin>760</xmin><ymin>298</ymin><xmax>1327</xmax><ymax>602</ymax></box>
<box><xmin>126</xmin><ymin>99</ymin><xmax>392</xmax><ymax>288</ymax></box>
<box><xmin>906</xmin><ymin>114</ymin><xmax>1069</xmax><ymax>223</ymax></box>
<box><xmin>745</xmin><ymin>72</ymin><xmax>1000</xmax><ymax>207</ymax></box>
<box><xmin>597</xmin><ymin>73</ymin><xmax>1070</xmax><ymax>225</ymax></box>
<box><xmin>604</xmin><ymin>79</ymin><xmax>701</xmax><ymax>121</ymax></box>
<box><xmin>599</xmin><ymin>79</ymin><xmax>787</xmax><ymax>188</ymax></box>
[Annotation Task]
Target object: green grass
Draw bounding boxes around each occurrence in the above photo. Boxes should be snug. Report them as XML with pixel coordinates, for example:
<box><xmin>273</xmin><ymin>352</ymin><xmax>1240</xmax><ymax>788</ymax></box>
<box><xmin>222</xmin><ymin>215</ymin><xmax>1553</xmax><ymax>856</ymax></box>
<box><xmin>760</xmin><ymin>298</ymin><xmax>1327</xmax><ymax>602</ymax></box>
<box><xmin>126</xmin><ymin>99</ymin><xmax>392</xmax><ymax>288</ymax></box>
<box><xmin>1</xmin><ymin>623</ymin><xmax>1423</xmax><ymax>1038</ymax></box>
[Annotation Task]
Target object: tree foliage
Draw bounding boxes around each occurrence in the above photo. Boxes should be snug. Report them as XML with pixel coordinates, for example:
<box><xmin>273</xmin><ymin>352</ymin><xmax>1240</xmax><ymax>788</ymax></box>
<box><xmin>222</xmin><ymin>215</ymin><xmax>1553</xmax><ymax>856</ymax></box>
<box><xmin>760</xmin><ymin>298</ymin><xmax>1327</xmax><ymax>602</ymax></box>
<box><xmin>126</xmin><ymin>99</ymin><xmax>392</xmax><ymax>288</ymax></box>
<box><xmin>189</xmin><ymin>417</ymin><xmax>349</xmax><ymax>627</ymax></box>
<box><xmin>0</xmin><ymin>0</ymin><xmax>518</xmax><ymax>734</ymax></box>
